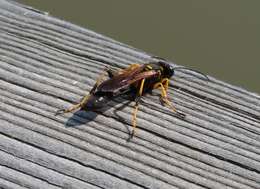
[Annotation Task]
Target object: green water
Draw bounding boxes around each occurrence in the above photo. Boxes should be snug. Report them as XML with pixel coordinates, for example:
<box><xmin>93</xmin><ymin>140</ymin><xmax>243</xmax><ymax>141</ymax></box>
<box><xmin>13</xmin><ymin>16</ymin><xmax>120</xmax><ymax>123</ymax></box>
<box><xmin>21</xmin><ymin>0</ymin><xmax>260</xmax><ymax>94</ymax></box>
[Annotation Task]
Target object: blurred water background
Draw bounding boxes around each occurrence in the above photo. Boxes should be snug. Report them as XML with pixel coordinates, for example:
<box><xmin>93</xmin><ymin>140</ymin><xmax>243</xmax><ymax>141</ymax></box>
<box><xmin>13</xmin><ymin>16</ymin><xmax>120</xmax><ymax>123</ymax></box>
<box><xmin>21</xmin><ymin>0</ymin><xmax>260</xmax><ymax>94</ymax></box>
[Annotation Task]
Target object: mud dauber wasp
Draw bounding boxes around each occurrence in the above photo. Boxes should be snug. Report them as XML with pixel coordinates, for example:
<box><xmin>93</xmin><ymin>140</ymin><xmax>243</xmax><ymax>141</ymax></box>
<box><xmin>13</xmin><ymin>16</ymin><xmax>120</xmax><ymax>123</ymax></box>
<box><xmin>56</xmin><ymin>59</ymin><xmax>209</xmax><ymax>137</ymax></box>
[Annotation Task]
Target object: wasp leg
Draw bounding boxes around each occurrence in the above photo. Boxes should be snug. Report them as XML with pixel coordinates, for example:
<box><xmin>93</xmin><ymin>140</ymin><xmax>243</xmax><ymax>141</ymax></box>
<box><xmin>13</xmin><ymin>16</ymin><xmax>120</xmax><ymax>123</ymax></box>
<box><xmin>131</xmin><ymin>97</ymin><xmax>140</xmax><ymax>138</ymax></box>
<box><xmin>55</xmin><ymin>94</ymin><xmax>91</xmax><ymax>115</ymax></box>
<box><xmin>105</xmin><ymin>66</ymin><xmax>119</xmax><ymax>78</ymax></box>
<box><xmin>131</xmin><ymin>78</ymin><xmax>145</xmax><ymax>137</ymax></box>
<box><xmin>55</xmin><ymin>68</ymin><xmax>108</xmax><ymax>115</ymax></box>
<box><xmin>107</xmin><ymin>69</ymin><xmax>117</xmax><ymax>78</ymax></box>
<box><xmin>161</xmin><ymin>78</ymin><xmax>169</xmax><ymax>92</ymax></box>
<box><xmin>153</xmin><ymin>82</ymin><xmax>185</xmax><ymax>119</ymax></box>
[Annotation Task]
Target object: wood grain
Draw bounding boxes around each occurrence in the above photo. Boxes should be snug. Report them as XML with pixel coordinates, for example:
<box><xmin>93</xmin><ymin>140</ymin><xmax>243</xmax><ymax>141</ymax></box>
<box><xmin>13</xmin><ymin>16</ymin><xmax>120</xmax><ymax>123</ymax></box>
<box><xmin>0</xmin><ymin>0</ymin><xmax>259</xmax><ymax>188</ymax></box>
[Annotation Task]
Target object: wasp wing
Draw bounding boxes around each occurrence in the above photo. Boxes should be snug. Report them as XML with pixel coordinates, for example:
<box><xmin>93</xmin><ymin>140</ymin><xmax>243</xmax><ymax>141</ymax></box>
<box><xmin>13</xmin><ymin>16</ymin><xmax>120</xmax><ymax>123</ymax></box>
<box><xmin>96</xmin><ymin>64</ymin><xmax>158</xmax><ymax>95</ymax></box>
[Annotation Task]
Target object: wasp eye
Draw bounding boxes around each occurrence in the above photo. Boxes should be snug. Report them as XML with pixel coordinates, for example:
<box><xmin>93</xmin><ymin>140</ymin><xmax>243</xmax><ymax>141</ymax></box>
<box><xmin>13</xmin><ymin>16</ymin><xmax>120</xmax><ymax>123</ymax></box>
<box><xmin>157</xmin><ymin>61</ymin><xmax>174</xmax><ymax>77</ymax></box>
<box><xmin>167</xmin><ymin>65</ymin><xmax>174</xmax><ymax>77</ymax></box>
<box><xmin>170</xmin><ymin>65</ymin><xmax>175</xmax><ymax>74</ymax></box>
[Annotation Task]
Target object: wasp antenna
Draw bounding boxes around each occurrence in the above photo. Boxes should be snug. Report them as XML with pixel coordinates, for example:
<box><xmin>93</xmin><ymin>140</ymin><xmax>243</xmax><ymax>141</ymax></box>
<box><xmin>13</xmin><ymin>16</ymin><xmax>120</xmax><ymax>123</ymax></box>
<box><xmin>173</xmin><ymin>67</ymin><xmax>209</xmax><ymax>81</ymax></box>
<box><xmin>151</xmin><ymin>56</ymin><xmax>167</xmax><ymax>61</ymax></box>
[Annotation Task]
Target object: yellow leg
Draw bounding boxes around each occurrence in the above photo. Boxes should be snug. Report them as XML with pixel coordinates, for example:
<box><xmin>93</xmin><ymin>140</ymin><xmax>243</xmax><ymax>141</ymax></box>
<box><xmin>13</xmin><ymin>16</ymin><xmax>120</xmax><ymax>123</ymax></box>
<box><xmin>55</xmin><ymin>68</ymin><xmax>108</xmax><ymax>115</ymax></box>
<box><xmin>55</xmin><ymin>94</ymin><xmax>91</xmax><ymax>115</ymax></box>
<box><xmin>161</xmin><ymin>78</ymin><xmax>169</xmax><ymax>91</ymax></box>
<box><xmin>153</xmin><ymin>82</ymin><xmax>185</xmax><ymax>118</ymax></box>
<box><xmin>131</xmin><ymin>78</ymin><xmax>145</xmax><ymax>137</ymax></box>
<box><xmin>131</xmin><ymin>103</ymin><xmax>139</xmax><ymax>137</ymax></box>
<box><xmin>139</xmin><ymin>78</ymin><xmax>145</xmax><ymax>96</ymax></box>
<box><xmin>153</xmin><ymin>82</ymin><xmax>168</xmax><ymax>99</ymax></box>
<box><xmin>154</xmin><ymin>78</ymin><xmax>169</xmax><ymax>92</ymax></box>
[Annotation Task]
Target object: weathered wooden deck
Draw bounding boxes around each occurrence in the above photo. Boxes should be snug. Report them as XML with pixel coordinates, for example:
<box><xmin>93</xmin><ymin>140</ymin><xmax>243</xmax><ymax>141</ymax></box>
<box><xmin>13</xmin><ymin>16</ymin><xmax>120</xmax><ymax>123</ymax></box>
<box><xmin>0</xmin><ymin>0</ymin><xmax>260</xmax><ymax>188</ymax></box>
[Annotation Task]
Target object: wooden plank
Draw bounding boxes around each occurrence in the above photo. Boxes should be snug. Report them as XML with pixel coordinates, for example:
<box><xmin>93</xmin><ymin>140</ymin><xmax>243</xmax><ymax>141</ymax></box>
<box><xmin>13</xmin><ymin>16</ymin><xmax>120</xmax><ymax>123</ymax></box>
<box><xmin>0</xmin><ymin>0</ymin><xmax>259</xmax><ymax>188</ymax></box>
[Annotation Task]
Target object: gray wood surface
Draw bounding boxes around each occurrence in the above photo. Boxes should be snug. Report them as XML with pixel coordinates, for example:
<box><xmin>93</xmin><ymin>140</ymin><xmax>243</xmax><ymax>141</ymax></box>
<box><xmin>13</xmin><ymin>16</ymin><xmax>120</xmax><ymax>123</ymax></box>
<box><xmin>0</xmin><ymin>0</ymin><xmax>260</xmax><ymax>188</ymax></box>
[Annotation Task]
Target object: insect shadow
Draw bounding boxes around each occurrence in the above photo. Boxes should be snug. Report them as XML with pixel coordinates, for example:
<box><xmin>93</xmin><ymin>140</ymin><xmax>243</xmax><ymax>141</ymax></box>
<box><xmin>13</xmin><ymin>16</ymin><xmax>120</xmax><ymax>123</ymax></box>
<box><xmin>64</xmin><ymin>95</ymin><xmax>135</xmax><ymax>137</ymax></box>
<box><xmin>64</xmin><ymin>109</ymin><xmax>98</xmax><ymax>127</ymax></box>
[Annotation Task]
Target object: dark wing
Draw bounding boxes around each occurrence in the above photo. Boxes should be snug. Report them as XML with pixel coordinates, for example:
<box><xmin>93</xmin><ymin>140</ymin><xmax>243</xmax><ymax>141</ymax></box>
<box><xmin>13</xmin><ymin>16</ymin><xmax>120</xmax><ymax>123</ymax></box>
<box><xmin>96</xmin><ymin>65</ymin><xmax>158</xmax><ymax>94</ymax></box>
<box><xmin>125</xmin><ymin>70</ymin><xmax>159</xmax><ymax>84</ymax></box>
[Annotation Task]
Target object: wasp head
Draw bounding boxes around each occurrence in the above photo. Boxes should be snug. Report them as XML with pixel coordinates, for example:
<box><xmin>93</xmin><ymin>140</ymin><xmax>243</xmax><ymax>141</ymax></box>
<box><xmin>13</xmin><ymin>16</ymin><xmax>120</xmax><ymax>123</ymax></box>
<box><xmin>158</xmin><ymin>61</ymin><xmax>175</xmax><ymax>78</ymax></box>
